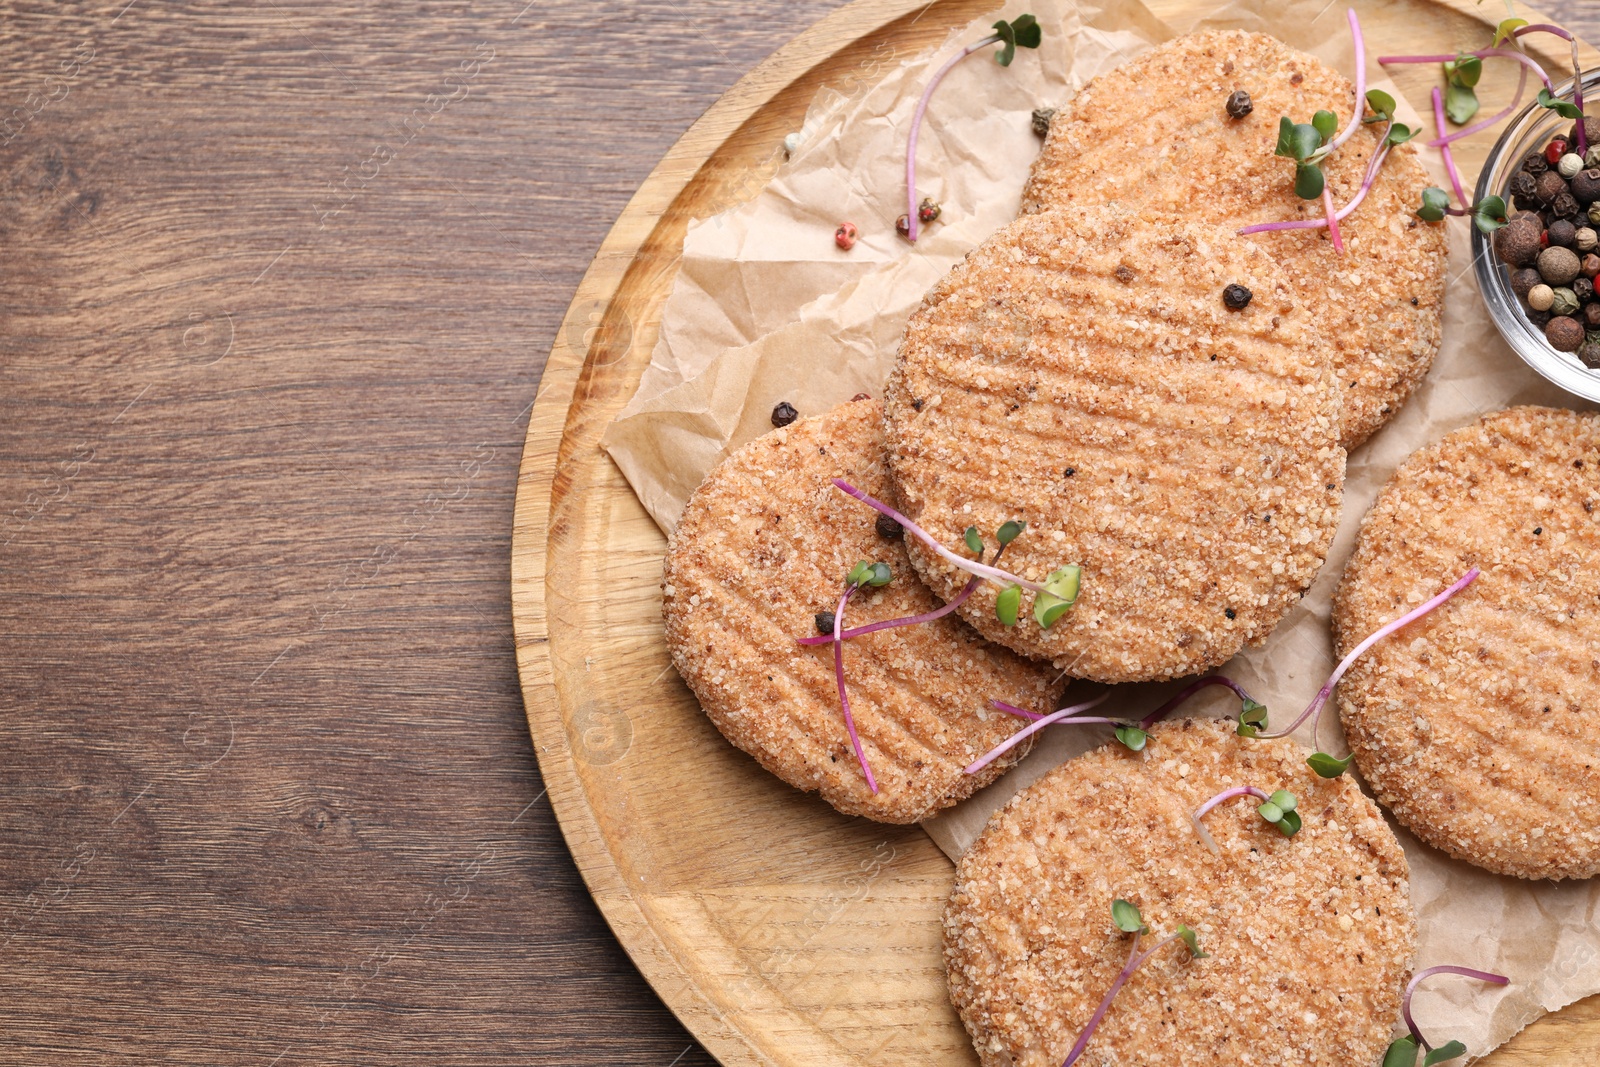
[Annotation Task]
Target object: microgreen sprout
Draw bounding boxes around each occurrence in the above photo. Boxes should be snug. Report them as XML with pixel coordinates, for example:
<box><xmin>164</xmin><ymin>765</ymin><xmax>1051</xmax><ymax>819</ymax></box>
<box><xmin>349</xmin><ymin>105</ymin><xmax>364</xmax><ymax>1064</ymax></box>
<box><xmin>1136</xmin><ymin>675</ymin><xmax>1265</xmax><ymax>731</ymax></box>
<box><xmin>1192</xmin><ymin>786</ymin><xmax>1301</xmax><ymax>851</ymax></box>
<box><xmin>1244</xmin><ymin>568</ymin><xmax>1480</xmax><ymax>778</ymax></box>
<box><xmin>1241</xmin><ymin>88</ymin><xmax>1414</xmax><ymax>245</ymax></box>
<box><xmin>1384</xmin><ymin>965</ymin><xmax>1510</xmax><ymax>1065</ymax></box>
<box><xmin>1060</xmin><ymin>900</ymin><xmax>1206</xmax><ymax>1067</ymax></box>
<box><xmin>963</xmin><ymin>693</ymin><xmax>1113</xmax><ymax>775</ymax></box>
<box><xmin>903</xmin><ymin>15</ymin><xmax>1041</xmax><ymax>243</ymax></box>
<box><xmin>1442</xmin><ymin>54</ymin><xmax>1483</xmax><ymax>125</ymax></box>
<box><xmin>830</xmin><ymin>560</ymin><xmax>895</xmax><ymax>793</ymax></box>
<box><xmin>831</xmin><ymin>480</ymin><xmax>1082</xmax><ymax>628</ymax></box>
<box><xmin>991</xmin><ymin>696</ymin><xmax>1150</xmax><ymax>752</ymax></box>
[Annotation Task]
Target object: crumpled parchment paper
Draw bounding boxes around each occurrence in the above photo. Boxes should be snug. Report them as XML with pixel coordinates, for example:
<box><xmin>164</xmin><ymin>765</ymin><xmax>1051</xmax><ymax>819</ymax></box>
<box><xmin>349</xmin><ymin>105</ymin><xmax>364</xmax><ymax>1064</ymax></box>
<box><xmin>600</xmin><ymin>0</ymin><xmax>1600</xmax><ymax>1057</ymax></box>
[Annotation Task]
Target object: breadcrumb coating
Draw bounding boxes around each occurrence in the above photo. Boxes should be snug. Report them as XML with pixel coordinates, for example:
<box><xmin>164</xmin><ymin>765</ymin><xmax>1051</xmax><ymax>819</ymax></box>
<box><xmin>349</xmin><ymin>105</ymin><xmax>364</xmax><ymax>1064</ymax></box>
<box><xmin>662</xmin><ymin>398</ymin><xmax>1064</xmax><ymax>823</ymax></box>
<box><xmin>883</xmin><ymin>205</ymin><xmax>1344</xmax><ymax>682</ymax></box>
<box><xmin>1335</xmin><ymin>406</ymin><xmax>1600</xmax><ymax>879</ymax></box>
<box><xmin>944</xmin><ymin>717</ymin><xmax>1414</xmax><ymax>1067</ymax></box>
<box><xmin>1023</xmin><ymin>30</ymin><xmax>1447</xmax><ymax>450</ymax></box>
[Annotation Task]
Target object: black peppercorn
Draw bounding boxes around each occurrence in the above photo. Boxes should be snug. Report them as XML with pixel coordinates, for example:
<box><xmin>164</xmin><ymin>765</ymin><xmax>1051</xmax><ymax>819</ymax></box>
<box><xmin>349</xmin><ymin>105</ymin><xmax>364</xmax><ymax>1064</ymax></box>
<box><xmin>814</xmin><ymin>611</ymin><xmax>836</xmax><ymax>635</ymax></box>
<box><xmin>1550</xmin><ymin>219</ymin><xmax>1578</xmax><ymax>247</ymax></box>
<box><xmin>1511</xmin><ymin>171</ymin><xmax>1539</xmax><ymax>200</ymax></box>
<box><xmin>1222</xmin><ymin>283</ymin><xmax>1253</xmax><ymax>310</ymax></box>
<box><xmin>1575</xmin><ymin>168</ymin><xmax>1600</xmax><ymax>204</ymax></box>
<box><xmin>1513</xmin><ymin>194</ymin><xmax>1540</xmax><ymax>212</ymax></box>
<box><xmin>1225</xmin><ymin>89</ymin><xmax>1253</xmax><ymax>119</ymax></box>
<box><xmin>1585</xmin><ymin>302</ymin><xmax>1600</xmax><ymax>328</ymax></box>
<box><xmin>1576</xmin><ymin>277</ymin><xmax>1595</xmax><ymax>304</ymax></box>
<box><xmin>1525</xmin><ymin>150</ymin><xmax>1550</xmax><ymax>174</ymax></box>
<box><xmin>1583</xmin><ymin>341</ymin><xmax>1600</xmax><ymax>368</ymax></box>
<box><xmin>1224</xmin><ymin>608</ymin><xmax>1236</xmax><ymax>619</ymax></box>
<box><xmin>771</xmin><ymin>401</ymin><xmax>799</xmax><ymax>427</ymax></box>
<box><xmin>874</xmin><ymin>514</ymin><xmax>903</xmax><ymax>540</ymax></box>
<box><xmin>1031</xmin><ymin>107</ymin><xmax>1056</xmax><ymax>137</ymax></box>
<box><xmin>1556</xmin><ymin>191</ymin><xmax>1583</xmax><ymax>219</ymax></box>
<box><xmin>1494</xmin><ymin>217</ymin><xmax>1543</xmax><ymax>266</ymax></box>
<box><xmin>1536</xmin><ymin>169</ymin><xmax>1569</xmax><ymax>204</ymax></box>
<box><xmin>1529</xmin><ymin>308</ymin><xmax>1553</xmax><ymax>328</ymax></box>
<box><xmin>1511</xmin><ymin>267</ymin><xmax>1543</xmax><ymax>298</ymax></box>
<box><xmin>895</xmin><ymin>214</ymin><xmax>911</xmax><ymax>238</ymax></box>
<box><xmin>1548</xmin><ymin>315</ymin><xmax>1586</xmax><ymax>352</ymax></box>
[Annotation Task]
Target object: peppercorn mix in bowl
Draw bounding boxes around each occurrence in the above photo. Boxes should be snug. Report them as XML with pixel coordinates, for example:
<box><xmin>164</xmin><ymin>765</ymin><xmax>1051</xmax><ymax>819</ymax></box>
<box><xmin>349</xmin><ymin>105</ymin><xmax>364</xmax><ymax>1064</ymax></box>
<box><xmin>1477</xmin><ymin>69</ymin><xmax>1600</xmax><ymax>401</ymax></box>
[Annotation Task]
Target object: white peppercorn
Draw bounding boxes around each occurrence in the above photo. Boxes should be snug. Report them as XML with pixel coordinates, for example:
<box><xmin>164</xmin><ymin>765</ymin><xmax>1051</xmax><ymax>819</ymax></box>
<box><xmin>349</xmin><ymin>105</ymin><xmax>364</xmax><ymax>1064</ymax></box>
<box><xmin>1560</xmin><ymin>152</ymin><xmax>1586</xmax><ymax>179</ymax></box>
<box><xmin>1579</xmin><ymin>227</ymin><xmax>1599</xmax><ymax>253</ymax></box>
<box><xmin>1528</xmin><ymin>283</ymin><xmax>1556</xmax><ymax>311</ymax></box>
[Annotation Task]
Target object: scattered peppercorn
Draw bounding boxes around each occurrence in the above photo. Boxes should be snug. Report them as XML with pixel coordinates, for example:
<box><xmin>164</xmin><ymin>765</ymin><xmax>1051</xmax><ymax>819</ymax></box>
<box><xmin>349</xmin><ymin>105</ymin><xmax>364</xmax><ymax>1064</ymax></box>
<box><xmin>1222</xmin><ymin>283</ymin><xmax>1253</xmax><ymax>310</ymax></box>
<box><xmin>1577</xmin><ymin>278</ymin><xmax>1596</xmax><ymax>304</ymax></box>
<box><xmin>850</xmin><ymin>392</ymin><xmax>872</xmax><ymax>402</ymax></box>
<box><xmin>1224</xmin><ymin>608</ymin><xmax>1236</xmax><ymax>619</ymax></box>
<box><xmin>1063</xmin><ymin>467</ymin><xmax>1075</xmax><ymax>477</ymax></box>
<box><xmin>895</xmin><ymin>214</ymin><xmax>910</xmax><ymax>239</ymax></box>
<box><xmin>875</xmin><ymin>514</ymin><xmax>904</xmax><ymax>540</ymax></box>
<box><xmin>1529</xmin><ymin>308</ymin><xmax>1553</xmax><ymax>328</ymax></box>
<box><xmin>835</xmin><ymin>221</ymin><xmax>859</xmax><ymax>251</ymax></box>
<box><xmin>1031</xmin><ymin>107</ymin><xmax>1056</xmax><ymax>137</ymax></box>
<box><xmin>1225</xmin><ymin>89</ymin><xmax>1253</xmax><ymax>119</ymax></box>
<box><xmin>814</xmin><ymin>611</ymin><xmax>836</xmax><ymax>635</ymax></box>
<box><xmin>1548</xmin><ymin>315</ymin><xmax>1586</xmax><ymax>352</ymax></box>
<box><xmin>1550</xmin><ymin>219</ymin><xmax>1578</xmax><ymax>248</ymax></box>
<box><xmin>918</xmin><ymin>198</ymin><xmax>942</xmax><ymax>225</ymax></box>
<box><xmin>771</xmin><ymin>401</ymin><xmax>799</xmax><ymax>427</ymax></box>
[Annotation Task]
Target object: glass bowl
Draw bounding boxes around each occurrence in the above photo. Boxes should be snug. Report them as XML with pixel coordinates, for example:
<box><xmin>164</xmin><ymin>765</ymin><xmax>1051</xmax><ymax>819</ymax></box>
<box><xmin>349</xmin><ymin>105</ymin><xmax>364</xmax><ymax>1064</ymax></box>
<box><xmin>1473</xmin><ymin>69</ymin><xmax>1600</xmax><ymax>402</ymax></box>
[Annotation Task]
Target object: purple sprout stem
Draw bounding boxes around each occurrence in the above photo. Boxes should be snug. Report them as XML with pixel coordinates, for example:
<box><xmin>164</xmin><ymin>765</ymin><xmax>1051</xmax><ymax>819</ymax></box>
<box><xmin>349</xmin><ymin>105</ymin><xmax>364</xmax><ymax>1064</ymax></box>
<box><xmin>1327</xmin><ymin>9</ymin><xmax>1368</xmax><ymax>153</ymax></box>
<box><xmin>963</xmin><ymin>693</ymin><xmax>1113</xmax><ymax>775</ymax></box>
<box><xmin>992</xmin><ymin>700</ymin><xmax>1119</xmax><ymax>728</ymax></box>
<box><xmin>832</xmin><ymin>583</ymin><xmax>879</xmax><ymax>794</ymax></box>
<box><xmin>832</xmin><ymin>479</ymin><xmax>1051</xmax><ymax>594</ymax></box>
<box><xmin>1428</xmin><ymin>61</ymin><xmax>1528</xmax><ymax>146</ymax></box>
<box><xmin>1239</xmin><ymin>129</ymin><xmax>1397</xmax><ymax>236</ymax></box>
<box><xmin>1433</xmin><ymin>87</ymin><xmax>1471</xmax><ymax>211</ymax></box>
<box><xmin>796</xmin><ymin>577</ymin><xmax>979</xmax><ymax>645</ymax></box>
<box><xmin>1403</xmin><ymin>966</ymin><xmax>1511</xmax><ymax>1049</ymax></box>
<box><xmin>905</xmin><ymin>33</ymin><xmax>1001</xmax><ymax>244</ymax></box>
<box><xmin>1192</xmin><ymin>785</ymin><xmax>1271</xmax><ymax>822</ymax></box>
<box><xmin>1378</xmin><ymin>49</ymin><xmax>1555</xmax><ymax>94</ymax></box>
<box><xmin>1261</xmin><ymin>568</ymin><xmax>1481</xmax><ymax>743</ymax></box>
<box><xmin>1061</xmin><ymin>930</ymin><xmax>1188</xmax><ymax>1067</ymax></box>
<box><xmin>1138</xmin><ymin>676</ymin><xmax>1260</xmax><ymax>730</ymax></box>
<box><xmin>1323</xmin><ymin>185</ymin><xmax>1346</xmax><ymax>251</ymax></box>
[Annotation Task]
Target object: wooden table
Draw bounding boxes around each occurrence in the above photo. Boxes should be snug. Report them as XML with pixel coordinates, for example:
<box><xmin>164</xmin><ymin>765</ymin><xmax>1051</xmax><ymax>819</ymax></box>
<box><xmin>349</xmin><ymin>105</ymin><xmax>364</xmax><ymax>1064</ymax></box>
<box><xmin>1</xmin><ymin>1</ymin><xmax>1594</xmax><ymax>1063</ymax></box>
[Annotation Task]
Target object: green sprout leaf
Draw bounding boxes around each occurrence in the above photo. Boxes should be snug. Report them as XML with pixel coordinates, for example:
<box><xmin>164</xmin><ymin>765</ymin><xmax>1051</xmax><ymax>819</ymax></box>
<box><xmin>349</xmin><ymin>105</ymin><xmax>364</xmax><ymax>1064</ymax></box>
<box><xmin>1424</xmin><ymin>1041</ymin><xmax>1469</xmax><ymax>1065</ymax></box>
<box><xmin>1257</xmin><ymin>800</ymin><xmax>1284</xmax><ymax>823</ymax></box>
<box><xmin>991</xmin><ymin>14</ymin><xmax>1042</xmax><ymax>67</ymax></box>
<box><xmin>995</xmin><ymin>583</ymin><xmax>1022</xmax><ymax>626</ymax></box>
<box><xmin>1385</xmin><ymin>123</ymin><xmax>1415</xmax><ymax>148</ymax></box>
<box><xmin>1385</xmin><ymin>1036</ymin><xmax>1420</xmax><ymax>1067</ymax></box>
<box><xmin>847</xmin><ymin>561</ymin><xmax>872</xmax><ymax>586</ymax></box>
<box><xmin>1538</xmin><ymin>87</ymin><xmax>1584</xmax><ymax>120</ymax></box>
<box><xmin>1294</xmin><ymin>161</ymin><xmax>1325</xmax><ymax>200</ymax></box>
<box><xmin>1275</xmin><ymin>117</ymin><xmax>1325</xmax><ymax>161</ymax></box>
<box><xmin>997</xmin><ymin>520</ymin><xmax>1025</xmax><ymax>546</ymax></box>
<box><xmin>1277</xmin><ymin>810</ymin><xmax>1303</xmax><ymax>836</ymax></box>
<box><xmin>1418</xmin><ymin>186</ymin><xmax>1451</xmax><ymax>222</ymax></box>
<box><xmin>1176</xmin><ymin>924</ymin><xmax>1209</xmax><ymax>959</ymax></box>
<box><xmin>1472</xmin><ymin>194</ymin><xmax>1509</xmax><ymax>235</ymax></box>
<box><xmin>1033</xmin><ymin>564</ymin><xmax>1082</xmax><ymax>628</ymax></box>
<box><xmin>1493</xmin><ymin>17</ymin><xmax>1529</xmax><ymax>47</ymax></box>
<box><xmin>1114</xmin><ymin>724</ymin><xmax>1148</xmax><ymax>752</ymax></box>
<box><xmin>1308</xmin><ymin>751</ymin><xmax>1355</xmax><ymax>778</ymax></box>
<box><xmin>1268</xmin><ymin>790</ymin><xmax>1298</xmax><ymax>813</ymax></box>
<box><xmin>1365</xmin><ymin>88</ymin><xmax>1397</xmax><ymax>123</ymax></box>
<box><xmin>1444</xmin><ymin>54</ymin><xmax>1482</xmax><ymax>89</ymax></box>
<box><xmin>1236</xmin><ymin>701</ymin><xmax>1269</xmax><ymax>738</ymax></box>
<box><xmin>1312</xmin><ymin>109</ymin><xmax>1338</xmax><ymax>143</ymax></box>
<box><xmin>1111</xmin><ymin>899</ymin><xmax>1147</xmax><ymax>934</ymax></box>
<box><xmin>1445</xmin><ymin>82</ymin><xmax>1479</xmax><ymax>125</ymax></box>
<box><xmin>964</xmin><ymin>527</ymin><xmax>983</xmax><ymax>554</ymax></box>
<box><xmin>866</xmin><ymin>562</ymin><xmax>892</xmax><ymax>587</ymax></box>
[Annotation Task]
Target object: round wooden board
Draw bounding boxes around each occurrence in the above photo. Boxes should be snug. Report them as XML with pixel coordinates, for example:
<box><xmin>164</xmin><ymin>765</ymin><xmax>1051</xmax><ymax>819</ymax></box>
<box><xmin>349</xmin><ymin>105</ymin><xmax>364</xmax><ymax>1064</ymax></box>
<box><xmin>511</xmin><ymin>2</ymin><xmax>1600</xmax><ymax>1063</ymax></box>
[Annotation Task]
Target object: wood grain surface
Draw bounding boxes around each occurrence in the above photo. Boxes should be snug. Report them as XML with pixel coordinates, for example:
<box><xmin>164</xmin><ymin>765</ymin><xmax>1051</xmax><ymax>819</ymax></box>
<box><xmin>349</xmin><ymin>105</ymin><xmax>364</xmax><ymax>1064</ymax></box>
<box><xmin>2</xmin><ymin>1</ymin><xmax>1597</xmax><ymax>1065</ymax></box>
